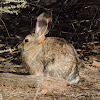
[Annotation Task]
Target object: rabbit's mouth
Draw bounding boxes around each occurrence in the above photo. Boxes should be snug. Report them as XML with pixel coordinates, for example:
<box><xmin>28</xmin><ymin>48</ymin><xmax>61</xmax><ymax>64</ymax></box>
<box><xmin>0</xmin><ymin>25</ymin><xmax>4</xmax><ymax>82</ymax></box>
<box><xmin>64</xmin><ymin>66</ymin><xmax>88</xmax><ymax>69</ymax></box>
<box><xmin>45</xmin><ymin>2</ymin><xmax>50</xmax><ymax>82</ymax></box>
<box><xmin>18</xmin><ymin>43</ymin><xmax>24</xmax><ymax>52</ymax></box>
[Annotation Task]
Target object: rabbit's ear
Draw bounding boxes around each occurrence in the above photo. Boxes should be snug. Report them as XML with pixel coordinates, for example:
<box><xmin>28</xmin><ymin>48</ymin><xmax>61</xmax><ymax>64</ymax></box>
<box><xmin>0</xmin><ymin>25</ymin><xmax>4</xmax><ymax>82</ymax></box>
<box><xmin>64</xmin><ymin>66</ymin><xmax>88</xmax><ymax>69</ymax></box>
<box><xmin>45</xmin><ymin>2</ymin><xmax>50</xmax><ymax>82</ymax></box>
<box><xmin>35</xmin><ymin>12</ymin><xmax>52</xmax><ymax>38</ymax></box>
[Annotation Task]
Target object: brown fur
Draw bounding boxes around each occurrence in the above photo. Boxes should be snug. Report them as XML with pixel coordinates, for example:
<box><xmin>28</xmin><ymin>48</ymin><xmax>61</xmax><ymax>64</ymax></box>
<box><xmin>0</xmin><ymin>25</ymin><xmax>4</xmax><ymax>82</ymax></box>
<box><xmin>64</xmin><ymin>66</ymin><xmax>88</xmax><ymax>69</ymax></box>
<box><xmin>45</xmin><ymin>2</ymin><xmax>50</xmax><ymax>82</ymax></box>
<box><xmin>18</xmin><ymin>13</ymin><xmax>80</xmax><ymax>84</ymax></box>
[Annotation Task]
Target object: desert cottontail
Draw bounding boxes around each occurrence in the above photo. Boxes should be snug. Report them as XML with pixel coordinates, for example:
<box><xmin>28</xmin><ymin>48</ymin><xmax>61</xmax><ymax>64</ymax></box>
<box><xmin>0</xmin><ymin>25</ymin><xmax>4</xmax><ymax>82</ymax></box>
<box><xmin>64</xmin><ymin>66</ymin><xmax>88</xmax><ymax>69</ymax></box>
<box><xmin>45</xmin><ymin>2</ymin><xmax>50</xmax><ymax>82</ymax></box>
<box><xmin>18</xmin><ymin>12</ymin><xmax>80</xmax><ymax>84</ymax></box>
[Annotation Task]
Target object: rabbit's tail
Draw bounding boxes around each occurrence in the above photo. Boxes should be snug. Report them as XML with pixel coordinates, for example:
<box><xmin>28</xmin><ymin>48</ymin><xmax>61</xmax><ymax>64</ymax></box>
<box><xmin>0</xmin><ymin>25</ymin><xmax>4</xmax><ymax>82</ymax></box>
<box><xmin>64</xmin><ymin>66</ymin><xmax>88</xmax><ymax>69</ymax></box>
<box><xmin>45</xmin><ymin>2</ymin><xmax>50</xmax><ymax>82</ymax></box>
<box><xmin>67</xmin><ymin>70</ymin><xmax>80</xmax><ymax>84</ymax></box>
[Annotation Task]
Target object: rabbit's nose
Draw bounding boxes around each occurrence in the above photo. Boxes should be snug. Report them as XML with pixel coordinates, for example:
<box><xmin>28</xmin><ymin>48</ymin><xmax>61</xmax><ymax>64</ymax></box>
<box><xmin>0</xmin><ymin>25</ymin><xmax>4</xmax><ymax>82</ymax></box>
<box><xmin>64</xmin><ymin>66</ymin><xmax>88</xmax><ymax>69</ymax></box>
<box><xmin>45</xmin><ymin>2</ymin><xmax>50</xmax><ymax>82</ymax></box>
<box><xmin>18</xmin><ymin>43</ymin><xmax>23</xmax><ymax>50</ymax></box>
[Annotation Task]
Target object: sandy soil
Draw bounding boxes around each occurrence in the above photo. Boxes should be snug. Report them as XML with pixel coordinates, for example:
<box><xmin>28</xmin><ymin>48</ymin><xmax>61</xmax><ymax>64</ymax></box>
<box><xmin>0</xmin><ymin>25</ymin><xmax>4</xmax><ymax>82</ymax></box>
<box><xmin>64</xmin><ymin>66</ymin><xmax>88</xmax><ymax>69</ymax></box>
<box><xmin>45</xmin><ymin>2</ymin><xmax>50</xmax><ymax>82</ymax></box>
<box><xmin>0</xmin><ymin>61</ymin><xmax>100</xmax><ymax>100</ymax></box>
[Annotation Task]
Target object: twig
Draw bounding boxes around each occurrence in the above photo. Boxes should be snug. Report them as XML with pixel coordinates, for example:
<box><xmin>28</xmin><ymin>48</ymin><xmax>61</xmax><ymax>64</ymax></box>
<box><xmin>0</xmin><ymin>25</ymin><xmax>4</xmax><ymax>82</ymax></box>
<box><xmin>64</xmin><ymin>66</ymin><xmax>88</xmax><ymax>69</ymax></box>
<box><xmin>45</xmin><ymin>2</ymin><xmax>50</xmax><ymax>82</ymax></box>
<box><xmin>0</xmin><ymin>17</ymin><xmax>10</xmax><ymax>37</ymax></box>
<box><xmin>0</xmin><ymin>48</ymin><xmax>15</xmax><ymax>53</ymax></box>
<box><xmin>33</xmin><ymin>76</ymin><xmax>44</xmax><ymax>100</ymax></box>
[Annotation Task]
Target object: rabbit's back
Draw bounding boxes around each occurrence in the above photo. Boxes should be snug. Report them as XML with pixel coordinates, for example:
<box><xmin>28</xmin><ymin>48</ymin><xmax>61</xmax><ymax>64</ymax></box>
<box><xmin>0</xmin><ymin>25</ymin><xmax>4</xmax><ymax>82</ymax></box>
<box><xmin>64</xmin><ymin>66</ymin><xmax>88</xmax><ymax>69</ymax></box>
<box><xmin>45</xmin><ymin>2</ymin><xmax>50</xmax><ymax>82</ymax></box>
<box><xmin>41</xmin><ymin>37</ymin><xmax>80</xmax><ymax>84</ymax></box>
<box><xmin>43</xmin><ymin>37</ymin><xmax>76</xmax><ymax>57</ymax></box>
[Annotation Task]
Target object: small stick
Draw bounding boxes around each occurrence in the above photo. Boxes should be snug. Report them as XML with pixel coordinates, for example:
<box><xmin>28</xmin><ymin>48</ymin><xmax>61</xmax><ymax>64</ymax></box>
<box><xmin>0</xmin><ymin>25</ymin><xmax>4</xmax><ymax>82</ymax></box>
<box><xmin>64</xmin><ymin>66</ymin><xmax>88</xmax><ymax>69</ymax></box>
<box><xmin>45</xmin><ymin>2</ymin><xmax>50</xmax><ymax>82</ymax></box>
<box><xmin>0</xmin><ymin>48</ymin><xmax>15</xmax><ymax>53</ymax></box>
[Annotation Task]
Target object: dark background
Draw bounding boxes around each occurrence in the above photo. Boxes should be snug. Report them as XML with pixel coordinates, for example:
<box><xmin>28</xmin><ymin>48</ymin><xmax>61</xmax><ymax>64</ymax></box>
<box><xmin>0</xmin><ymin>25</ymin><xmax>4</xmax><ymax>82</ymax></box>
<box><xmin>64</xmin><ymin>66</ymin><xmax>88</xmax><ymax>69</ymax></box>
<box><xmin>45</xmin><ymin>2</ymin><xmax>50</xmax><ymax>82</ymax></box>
<box><xmin>0</xmin><ymin>0</ymin><xmax>100</xmax><ymax>64</ymax></box>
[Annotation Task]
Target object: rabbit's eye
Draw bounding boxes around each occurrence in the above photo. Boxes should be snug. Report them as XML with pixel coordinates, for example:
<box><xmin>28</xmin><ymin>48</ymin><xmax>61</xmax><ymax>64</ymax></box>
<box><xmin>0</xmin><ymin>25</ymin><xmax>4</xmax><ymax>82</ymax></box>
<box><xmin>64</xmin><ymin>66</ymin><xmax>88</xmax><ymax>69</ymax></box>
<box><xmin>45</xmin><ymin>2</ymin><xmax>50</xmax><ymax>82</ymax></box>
<box><xmin>25</xmin><ymin>39</ymin><xmax>29</xmax><ymax>43</ymax></box>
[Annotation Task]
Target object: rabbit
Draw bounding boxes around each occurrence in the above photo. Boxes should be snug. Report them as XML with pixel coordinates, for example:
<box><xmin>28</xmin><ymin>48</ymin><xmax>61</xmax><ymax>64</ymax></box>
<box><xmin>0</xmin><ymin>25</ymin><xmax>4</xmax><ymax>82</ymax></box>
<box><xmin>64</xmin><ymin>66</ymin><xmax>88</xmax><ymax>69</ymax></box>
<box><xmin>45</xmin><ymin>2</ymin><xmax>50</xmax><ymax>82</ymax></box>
<box><xmin>18</xmin><ymin>12</ymin><xmax>80</xmax><ymax>84</ymax></box>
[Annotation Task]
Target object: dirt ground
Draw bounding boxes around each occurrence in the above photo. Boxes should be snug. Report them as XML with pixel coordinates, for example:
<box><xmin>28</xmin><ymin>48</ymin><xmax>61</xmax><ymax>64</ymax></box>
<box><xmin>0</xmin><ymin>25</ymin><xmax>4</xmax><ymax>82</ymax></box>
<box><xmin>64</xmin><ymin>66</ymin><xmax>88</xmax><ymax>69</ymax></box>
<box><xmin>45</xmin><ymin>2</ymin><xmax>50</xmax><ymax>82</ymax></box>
<box><xmin>0</xmin><ymin>63</ymin><xmax>100</xmax><ymax>100</ymax></box>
